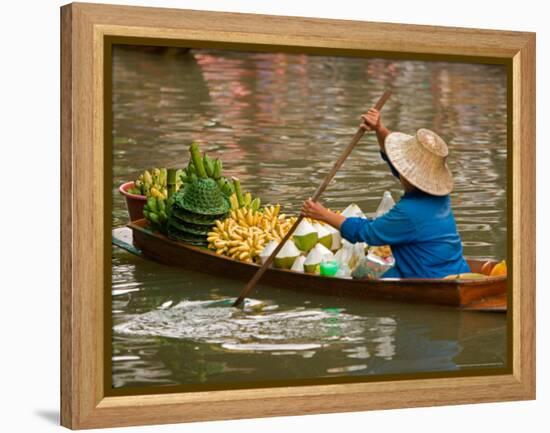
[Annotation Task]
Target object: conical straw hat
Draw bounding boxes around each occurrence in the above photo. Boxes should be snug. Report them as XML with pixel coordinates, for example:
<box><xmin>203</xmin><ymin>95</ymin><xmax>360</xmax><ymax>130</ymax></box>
<box><xmin>384</xmin><ymin>129</ymin><xmax>454</xmax><ymax>196</ymax></box>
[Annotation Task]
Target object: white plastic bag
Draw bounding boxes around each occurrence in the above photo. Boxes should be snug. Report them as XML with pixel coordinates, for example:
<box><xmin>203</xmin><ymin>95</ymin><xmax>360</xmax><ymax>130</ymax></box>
<box><xmin>348</xmin><ymin>242</ymin><xmax>368</xmax><ymax>271</ymax></box>
<box><xmin>351</xmin><ymin>252</ymin><xmax>395</xmax><ymax>280</ymax></box>
<box><xmin>376</xmin><ymin>191</ymin><xmax>395</xmax><ymax>217</ymax></box>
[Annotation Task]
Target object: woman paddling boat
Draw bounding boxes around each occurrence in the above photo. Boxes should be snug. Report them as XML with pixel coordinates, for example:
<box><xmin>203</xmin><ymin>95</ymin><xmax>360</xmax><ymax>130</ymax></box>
<box><xmin>301</xmin><ymin>107</ymin><xmax>470</xmax><ymax>279</ymax></box>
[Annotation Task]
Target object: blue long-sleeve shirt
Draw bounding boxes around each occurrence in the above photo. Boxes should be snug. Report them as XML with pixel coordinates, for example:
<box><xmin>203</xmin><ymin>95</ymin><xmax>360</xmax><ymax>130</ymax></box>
<box><xmin>340</xmin><ymin>188</ymin><xmax>470</xmax><ymax>279</ymax></box>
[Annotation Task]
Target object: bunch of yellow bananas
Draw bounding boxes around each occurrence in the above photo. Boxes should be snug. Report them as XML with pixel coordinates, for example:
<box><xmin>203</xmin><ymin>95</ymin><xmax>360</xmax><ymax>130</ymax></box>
<box><xmin>131</xmin><ymin>168</ymin><xmax>166</xmax><ymax>197</ymax></box>
<box><xmin>207</xmin><ymin>205</ymin><xmax>297</xmax><ymax>263</ymax></box>
<box><xmin>129</xmin><ymin>168</ymin><xmax>182</xmax><ymax>199</ymax></box>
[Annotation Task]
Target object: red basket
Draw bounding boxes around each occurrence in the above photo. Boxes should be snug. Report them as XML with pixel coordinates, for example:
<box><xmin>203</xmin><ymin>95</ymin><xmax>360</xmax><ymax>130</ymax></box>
<box><xmin>119</xmin><ymin>181</ymin><xmax>147</xmax><ymax>221</ymax></box>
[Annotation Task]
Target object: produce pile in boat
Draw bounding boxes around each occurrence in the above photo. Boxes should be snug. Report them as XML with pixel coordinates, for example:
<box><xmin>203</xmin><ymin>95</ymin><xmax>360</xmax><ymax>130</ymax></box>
<box><xmin>123</xmin><ymin>148</ymin><xmax>509</xmax><ymax>282</ymax></box>
<box><xmin>127</xmin><ymin>143</ymin><xmax>395</xmax><ymax>278</ymax></box>
<box><xmin>137</xmin><ymin>143</ymin><xmax>264</xmax><ymax>246</ymax></box>
<box><xmin>258</xmin><ymin>203</ymin><xmax>394</xmax><ymax>278</ymax></box>
<box><xmin>206</xmin><ymin>201</ymin><xmax>395</xmax><ymax>279</ymax></box>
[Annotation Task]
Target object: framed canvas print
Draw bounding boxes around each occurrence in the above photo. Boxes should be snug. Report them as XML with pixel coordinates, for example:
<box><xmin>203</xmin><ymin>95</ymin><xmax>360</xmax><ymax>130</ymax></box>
<box><xmin>60</xmin><ymin>2</ymin><xmax>536</xmax><ymax>429</ymax></box>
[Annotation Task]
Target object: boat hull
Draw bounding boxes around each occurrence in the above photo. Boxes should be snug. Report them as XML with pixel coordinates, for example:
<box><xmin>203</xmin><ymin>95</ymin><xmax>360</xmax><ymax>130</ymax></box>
<box><xmin>126</xmin><ymin>220</ymin><xmax>507</xmax><ymax>309</ymax></box>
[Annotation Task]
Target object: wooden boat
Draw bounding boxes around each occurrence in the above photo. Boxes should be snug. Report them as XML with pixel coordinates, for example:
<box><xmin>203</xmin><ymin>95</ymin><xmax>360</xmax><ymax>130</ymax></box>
<box><xmin>119</xmin><ymin>219</ymin><xmax>507</xmax><ymax>312</ymax></box>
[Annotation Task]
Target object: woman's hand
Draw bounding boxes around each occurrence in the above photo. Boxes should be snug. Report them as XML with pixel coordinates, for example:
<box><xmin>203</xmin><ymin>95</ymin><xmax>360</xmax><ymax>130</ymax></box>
<box><xmin>360</xmin><ymin>108</ymin><xmax>382</xmax><ymax>132</ymax></box>
<box><xmin>301</xmin><ymin>199</ymin><xmax>346</xmax><ymax>229</ymax></box>
<box><xmin>360</xmin><ymin>107</ymin><xmax>390</xmax><ymax>152</ymax></box>
<box><xmin>301</xmin><ymin>199</ymin><xmax>328</xmax><ymax>221</ymax></box>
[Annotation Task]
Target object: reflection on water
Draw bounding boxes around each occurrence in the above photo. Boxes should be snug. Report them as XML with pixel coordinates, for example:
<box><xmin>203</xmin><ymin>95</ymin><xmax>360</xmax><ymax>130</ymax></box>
<box><xmin>111</xmin><ymin>47</ymin><xmax>507</xmax><ymax>389</ymax></box>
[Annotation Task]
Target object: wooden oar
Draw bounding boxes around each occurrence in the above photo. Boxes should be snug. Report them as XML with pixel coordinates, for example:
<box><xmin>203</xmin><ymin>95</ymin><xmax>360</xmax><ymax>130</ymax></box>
<box><xmin>232</xmin><ymin>90</ymin><xmax>392</xmax><ymax>307</ymax></box>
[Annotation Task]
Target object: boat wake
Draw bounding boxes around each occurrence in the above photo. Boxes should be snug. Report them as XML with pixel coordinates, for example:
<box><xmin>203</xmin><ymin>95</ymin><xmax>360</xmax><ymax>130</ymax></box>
<box><xmin>113</xmin><ymin>298</ymin><xmax>387</xmax><ymax>354</ymax></box>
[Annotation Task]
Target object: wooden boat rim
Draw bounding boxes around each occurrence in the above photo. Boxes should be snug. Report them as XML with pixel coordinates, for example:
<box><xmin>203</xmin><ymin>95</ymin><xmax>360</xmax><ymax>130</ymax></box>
<box><xmin>128</xmin><ymin>219</ymin><xmax>506</xmax><ymax>286</ymax></box>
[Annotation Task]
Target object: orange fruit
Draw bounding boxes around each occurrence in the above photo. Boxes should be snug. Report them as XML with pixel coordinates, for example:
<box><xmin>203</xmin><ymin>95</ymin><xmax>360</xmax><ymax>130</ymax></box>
<box><xmin>481</xmin><ymin>260</ymin><xmax>496</xmax><ymax>276</ymax></box>
<box><xmin>490</xmin><ymin>260</ymin><xmax>507</xmax><ymax>277</ymax></box>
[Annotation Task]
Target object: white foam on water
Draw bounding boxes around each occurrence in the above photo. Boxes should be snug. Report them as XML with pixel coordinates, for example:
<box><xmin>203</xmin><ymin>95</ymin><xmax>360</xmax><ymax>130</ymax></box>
<box><xmin>159</xmin><ymin>301</ymin><xmax>173</xmax><ymax>310</ymax></box>
<box><xmin>221</xmin><ymin>343</ymin><xmax>323</xmax><ymax>352</ymax></box>
<box><xmin>343</xmin><ymin>346</ymin><xmax>370</xmax><ymax>359</ymax></box>
<box><xmin>112</xmin><ymin>355</ymin><xmax>140</xmax><ymax>362</ymax></box>
<box><xmin>113</xmin><ymin>298</ymin><xmax>372</xmax><ymax>354</ymax></box>
<box><xmin>327</xmin><ymin>364</ymin><xmax>368</xmax><ymax>374</ymax></box>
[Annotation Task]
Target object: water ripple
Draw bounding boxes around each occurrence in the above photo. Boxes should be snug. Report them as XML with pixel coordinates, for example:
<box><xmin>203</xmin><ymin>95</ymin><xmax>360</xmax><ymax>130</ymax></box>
<box><xmin>114</xmin><ymin>299</ymin><xmax>377</xmax><ymax>353</ymax></box>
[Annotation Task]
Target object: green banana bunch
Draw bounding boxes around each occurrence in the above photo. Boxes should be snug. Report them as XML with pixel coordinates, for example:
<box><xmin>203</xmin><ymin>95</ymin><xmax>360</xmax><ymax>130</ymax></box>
<box><xmin>179</xmin><ymin>143</ymin><xmax>228</xmax><ymax>193</ymax></box>
<box><xmin>143</xmin><ymin>196</ymin><xmax>169</xmax><ymax>230</ymax></box>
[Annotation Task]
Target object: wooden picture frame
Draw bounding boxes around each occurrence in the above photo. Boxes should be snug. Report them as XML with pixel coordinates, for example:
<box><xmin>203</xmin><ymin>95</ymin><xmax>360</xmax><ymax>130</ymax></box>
<box><xmin>61</xmin><ymin>2</ymin><xmax>535</xmax><ymax>429</ymax></box>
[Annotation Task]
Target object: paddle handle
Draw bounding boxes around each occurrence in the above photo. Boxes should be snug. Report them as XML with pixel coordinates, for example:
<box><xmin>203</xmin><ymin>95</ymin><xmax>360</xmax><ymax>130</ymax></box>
<box><xmin>310</xmin><ymin>90</ymin><xmax>392</xmax><ymax>202</ymax></box>
<box><xmin>232</xmin><ymin>90</ymin><xmax>392</xmax><ymax>307</ymax></box>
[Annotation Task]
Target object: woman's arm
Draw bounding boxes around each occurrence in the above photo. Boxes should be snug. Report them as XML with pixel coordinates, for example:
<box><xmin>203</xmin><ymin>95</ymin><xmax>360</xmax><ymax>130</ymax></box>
<box><xmin>360</xmin><ymin>108</ymin><xmax>399</xmax><ymax>177</ymax></box>
<box><xmin>302</xmin><ymin>199</ymin><xmax>417</xmax><ymax>246</ymax></box>
<box><xmin>375</xmin><ymin>125</ymin><xmax>391</xmax><ymax>153</ymax></box>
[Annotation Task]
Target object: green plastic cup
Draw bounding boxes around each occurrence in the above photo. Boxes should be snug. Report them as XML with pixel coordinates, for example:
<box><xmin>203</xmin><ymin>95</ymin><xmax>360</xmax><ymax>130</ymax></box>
<box><xmin>320</xmin><ymin>260</ymin><xmax>339</xmax><ymax>277</ymax></box>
